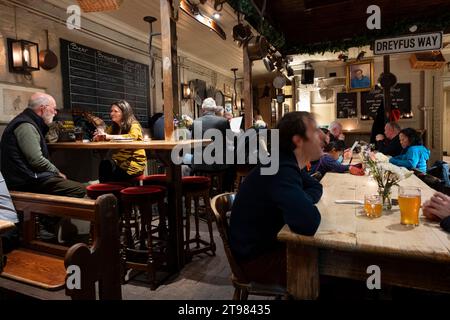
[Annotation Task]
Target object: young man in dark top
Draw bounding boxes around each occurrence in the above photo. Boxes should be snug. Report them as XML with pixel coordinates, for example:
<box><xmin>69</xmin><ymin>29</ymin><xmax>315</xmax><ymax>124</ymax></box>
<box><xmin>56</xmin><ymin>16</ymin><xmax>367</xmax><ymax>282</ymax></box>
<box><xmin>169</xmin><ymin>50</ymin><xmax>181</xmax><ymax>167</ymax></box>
<box><xmin>375</xmin><ymin>122</ymin><xmax>402</xmax><ymax>157</ymax></box>
<box><xmin>230</xmin><ymin>111</ymin><xmax>323</xmax><ymax>287</ymax></box>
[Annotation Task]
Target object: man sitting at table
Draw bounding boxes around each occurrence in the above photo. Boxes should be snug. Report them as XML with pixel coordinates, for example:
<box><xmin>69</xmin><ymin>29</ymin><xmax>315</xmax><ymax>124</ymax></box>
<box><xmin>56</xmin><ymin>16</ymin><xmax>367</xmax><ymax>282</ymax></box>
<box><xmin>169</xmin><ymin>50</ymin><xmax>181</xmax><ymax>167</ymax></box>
<box><xmin>0</xmin><ymin>93</ymin><xmax>85</xmax><ymax>241</ymax></box>
<box><xmin>230</xmin><ymin>111</ymin><xmax>323</xmax><ymax>287</ymax></box>
<box><xmin>375</xmin><ymin>121</ymin><xmax>402</xmax><ymax>157</ymax></box>
<box><xmin>0</xmin><ymin>93</ymin><xmax>86</xmax><ymax>198</ymax></box>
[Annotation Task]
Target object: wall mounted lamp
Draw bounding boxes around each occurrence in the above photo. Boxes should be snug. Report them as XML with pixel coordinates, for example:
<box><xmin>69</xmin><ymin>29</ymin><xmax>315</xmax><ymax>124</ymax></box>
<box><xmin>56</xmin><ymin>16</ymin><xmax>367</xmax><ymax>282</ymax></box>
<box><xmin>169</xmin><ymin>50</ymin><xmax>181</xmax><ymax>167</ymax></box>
<box><xmin>7</xmin><ymin>38</ymin><xmax>40</xmax><ymax>74</ymax></box>
<box><xmin>181</xmin><ymin>83</ymin><xmax>192</xmax><ymax>99</ymax></box>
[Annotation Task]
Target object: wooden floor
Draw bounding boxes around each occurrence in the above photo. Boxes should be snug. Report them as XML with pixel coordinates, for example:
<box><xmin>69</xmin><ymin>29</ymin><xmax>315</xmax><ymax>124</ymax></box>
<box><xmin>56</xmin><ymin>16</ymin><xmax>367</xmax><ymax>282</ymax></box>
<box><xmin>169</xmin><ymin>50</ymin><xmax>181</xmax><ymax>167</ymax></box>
<box><xmin>0</xmin><ymin>221</ymin><xmax>266</xmax><ymax>300</ymax></box>
<box><xmin>1</xmin><ymin>219</ymin><xmax>449</xmax><ymax>300</ymax></box>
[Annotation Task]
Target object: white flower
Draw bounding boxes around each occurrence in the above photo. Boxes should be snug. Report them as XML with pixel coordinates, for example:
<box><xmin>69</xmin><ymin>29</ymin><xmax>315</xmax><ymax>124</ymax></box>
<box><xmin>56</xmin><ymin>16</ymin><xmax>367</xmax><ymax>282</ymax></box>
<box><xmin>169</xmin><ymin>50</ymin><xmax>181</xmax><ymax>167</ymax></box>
<box><xmin>375</xmin><ymin>152</ymin><xmax>389</xmax><ymax>163</ymax></box>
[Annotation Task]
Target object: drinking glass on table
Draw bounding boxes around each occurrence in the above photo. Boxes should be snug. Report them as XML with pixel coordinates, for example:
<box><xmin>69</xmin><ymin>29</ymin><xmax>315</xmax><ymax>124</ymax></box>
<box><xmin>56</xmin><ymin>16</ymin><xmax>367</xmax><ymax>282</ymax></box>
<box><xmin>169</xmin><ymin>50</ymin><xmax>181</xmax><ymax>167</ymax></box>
<box><xmin>93</xmin><ymin>127</ymin><xmax>107</xmax><ymax>141</ymax></box>
<box><xmin>398</xmin><ymin>186</ymin><xmax>421</xmax><ymax>226</ymax></box>
<box><xmin>364</xmin><ymin>194</ymin><xmax>382</xmax><ymax>218</ymax></box>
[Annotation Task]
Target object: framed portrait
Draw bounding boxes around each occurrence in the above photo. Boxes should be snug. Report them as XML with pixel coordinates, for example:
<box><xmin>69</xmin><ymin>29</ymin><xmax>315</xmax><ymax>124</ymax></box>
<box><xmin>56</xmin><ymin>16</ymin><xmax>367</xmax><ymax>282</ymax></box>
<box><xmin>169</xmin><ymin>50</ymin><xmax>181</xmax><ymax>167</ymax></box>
<box><xmin>224</xmin><ymin>95</ymin><xmax>233</xmax><ymax>112</ymax></box>
<box><xmin>0</xmin><ymin>82</ymin><xmax>46</xmax><ymax>123</ymax></box>
<box><xmin>346</xmin><ymin>60</ymin><xmax>374</xmax><ymax>92</ymax></box>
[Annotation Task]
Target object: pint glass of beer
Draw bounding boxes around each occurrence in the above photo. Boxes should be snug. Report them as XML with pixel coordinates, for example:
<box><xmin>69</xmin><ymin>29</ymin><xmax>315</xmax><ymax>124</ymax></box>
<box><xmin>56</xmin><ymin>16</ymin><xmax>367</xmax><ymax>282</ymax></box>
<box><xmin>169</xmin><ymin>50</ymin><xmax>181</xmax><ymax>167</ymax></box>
<box><xmin>398</xmin><ymin>186</ymin><xmax>421</xmax><ymax>226</ymax></box>
<box><xmin>364</xmin><ymin>194</ymin><xmax>382</xmax><ymax>218</ymax></box>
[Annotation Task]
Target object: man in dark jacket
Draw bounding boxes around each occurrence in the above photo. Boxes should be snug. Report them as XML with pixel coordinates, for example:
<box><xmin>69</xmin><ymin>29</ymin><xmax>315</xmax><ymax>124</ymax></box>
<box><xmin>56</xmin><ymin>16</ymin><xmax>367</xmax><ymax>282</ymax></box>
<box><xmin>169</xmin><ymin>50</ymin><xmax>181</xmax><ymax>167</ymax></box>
<box><xmin>0</xmin><ymin>93</ymin><xmax>85</xmax><ymax>198</ymax></box>
<box><xmin>375</xmin><ymin>121</ymin><xmax>402</xmax><ymax>157</ymax></box>
<box><xmin>230</xmin><ymin>111</ymin><xmax>323</xmax><ymax>287</ymax></box>
<box><xmin>191</xmin><ymin>98</ymin><xmax>234</xmax><ymax>191</ymax></box>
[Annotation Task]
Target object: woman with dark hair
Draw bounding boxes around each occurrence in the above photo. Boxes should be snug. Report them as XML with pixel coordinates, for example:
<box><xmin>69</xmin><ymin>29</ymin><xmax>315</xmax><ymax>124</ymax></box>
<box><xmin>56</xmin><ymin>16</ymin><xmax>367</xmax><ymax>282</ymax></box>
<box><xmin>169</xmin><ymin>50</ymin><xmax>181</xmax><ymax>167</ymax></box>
<box><xmin>94</xmin><ymin>100</ymin><xmax>147</xmax><ymax>182</ymax></box>
<box><xmin>315</xmin><ymin>141</ymin><xmax>364</xmax><ymax>176</ymax></box>
<box><xmin>389</xmin><ymin>128</ymin><xmax>430</xmax><ymax>173</ymax></box>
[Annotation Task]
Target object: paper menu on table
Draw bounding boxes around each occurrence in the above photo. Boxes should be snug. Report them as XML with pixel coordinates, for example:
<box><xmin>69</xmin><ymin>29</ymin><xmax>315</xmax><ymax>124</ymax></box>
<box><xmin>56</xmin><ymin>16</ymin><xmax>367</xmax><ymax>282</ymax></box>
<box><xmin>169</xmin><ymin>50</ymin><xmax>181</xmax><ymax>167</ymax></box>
<box><xmin>230</xmin><ymin>117</ymin><xmax>243</xmax><ymax>133</ymax></box>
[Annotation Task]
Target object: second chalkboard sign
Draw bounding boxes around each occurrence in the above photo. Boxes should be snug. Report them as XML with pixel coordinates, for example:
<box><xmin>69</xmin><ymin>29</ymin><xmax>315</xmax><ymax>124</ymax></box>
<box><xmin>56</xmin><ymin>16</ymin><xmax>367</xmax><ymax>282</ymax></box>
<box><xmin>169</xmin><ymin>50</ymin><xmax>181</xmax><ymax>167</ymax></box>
<box><xmin>336</xmin><ymin>92</ymin><xmax>357</xmax><ymax>118</ymax></box>
<box><xmin>361</xmin><ymin>83</ymin><xmax>411</xmax><ymax>119</ymax></box>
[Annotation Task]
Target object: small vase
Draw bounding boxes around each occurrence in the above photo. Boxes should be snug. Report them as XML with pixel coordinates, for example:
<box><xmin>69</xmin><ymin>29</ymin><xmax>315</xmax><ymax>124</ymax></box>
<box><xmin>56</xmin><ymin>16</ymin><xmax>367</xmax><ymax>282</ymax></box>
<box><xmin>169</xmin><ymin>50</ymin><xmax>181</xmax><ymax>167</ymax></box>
<box><xmin>378</xmin><ymin>187</ymin><xmax>392</xmax><ymax>211</ymax></box>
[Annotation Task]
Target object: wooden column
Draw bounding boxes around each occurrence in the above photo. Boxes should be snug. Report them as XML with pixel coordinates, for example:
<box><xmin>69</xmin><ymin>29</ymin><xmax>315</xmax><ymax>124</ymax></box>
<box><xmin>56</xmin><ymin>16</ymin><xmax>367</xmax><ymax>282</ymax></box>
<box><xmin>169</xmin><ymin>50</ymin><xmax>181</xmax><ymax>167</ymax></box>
<box><xmin>243</xmin><ymin>45</ymin><xmax>253</xmax><ymax>129</ymax></box>
<box><xmin>383</xmin><ymin>55</ymin><xmax>392</xmax><ymax>115</ymax></box>
<box><xmin>160</xmin><ymin>0</ymin><xmax>180</xmax><ymax>141</ymax></box>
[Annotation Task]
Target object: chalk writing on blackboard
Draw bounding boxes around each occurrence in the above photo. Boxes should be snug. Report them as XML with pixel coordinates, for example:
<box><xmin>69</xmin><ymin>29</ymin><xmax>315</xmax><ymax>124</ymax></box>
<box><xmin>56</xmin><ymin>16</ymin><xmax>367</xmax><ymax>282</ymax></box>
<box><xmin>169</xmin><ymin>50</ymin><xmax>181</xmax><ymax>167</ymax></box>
<box><xmin>336</xmin><ymin>92</ymin><xmax>357</xmax><ymax>118</ymax></box>
<box><xmin>361</xmin><ymin>83</ymin><xmax>411</xmax><ymax>119</ymax></box>
<box><xmin>60</xmin><ymin>39</ymin><xmax>150</xmax><ymax>127</ymax></box>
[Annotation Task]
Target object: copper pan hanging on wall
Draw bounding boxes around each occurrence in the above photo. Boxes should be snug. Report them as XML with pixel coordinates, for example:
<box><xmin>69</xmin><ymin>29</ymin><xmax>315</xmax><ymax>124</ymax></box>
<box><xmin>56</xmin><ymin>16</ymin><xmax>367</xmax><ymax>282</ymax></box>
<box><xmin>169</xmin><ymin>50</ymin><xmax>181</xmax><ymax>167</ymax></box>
<box><xmin>246</xmin><ymin>35</ymin><xmax>269</xmax><ymax>61</ymax></box>
<box><xmin>39</xmin><ymin>30</ymin><xmax>58</xmax><ymax>70</ymax></box>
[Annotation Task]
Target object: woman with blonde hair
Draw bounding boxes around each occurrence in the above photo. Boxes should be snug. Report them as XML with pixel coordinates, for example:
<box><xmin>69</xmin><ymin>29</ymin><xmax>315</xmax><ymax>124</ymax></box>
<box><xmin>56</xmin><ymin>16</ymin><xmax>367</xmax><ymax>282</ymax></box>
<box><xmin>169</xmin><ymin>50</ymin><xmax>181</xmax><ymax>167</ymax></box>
<box><xmin>94</xmin><ymin>100</ymin><xmax>147</xmax><ymax>182</ymax></box>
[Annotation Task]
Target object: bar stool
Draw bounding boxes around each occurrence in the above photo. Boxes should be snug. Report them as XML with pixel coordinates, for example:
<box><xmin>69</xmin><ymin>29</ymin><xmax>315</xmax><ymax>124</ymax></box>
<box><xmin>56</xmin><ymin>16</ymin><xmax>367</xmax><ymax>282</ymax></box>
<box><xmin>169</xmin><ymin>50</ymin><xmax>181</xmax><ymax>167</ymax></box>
<box><xmin>120</xmin><ymin>185</ymin><xmax>168</xmax><ymax>290</ymax></box>
<box><xmin>182</xmin><ymin>176</ymin><xmax>216</xmax><ymax>259</ymax></box>
<box><xmin>193</xmin><ymin>170</ymin><xmax>225</xmax><ymax>196</ymax></box>
<box><xmin>86</xmin><ymin>183</ymin><xmax>130</xmax><ymax>243</ymax></box>
<box><xmin>86</xmin><ymin>182</ymin><xmax>130</xmax><ymax>200</ymax></box>
<box><xmin>142</xmin><ymin>174</ymin><xmax>216</xmax><ymax>259</ymax></box>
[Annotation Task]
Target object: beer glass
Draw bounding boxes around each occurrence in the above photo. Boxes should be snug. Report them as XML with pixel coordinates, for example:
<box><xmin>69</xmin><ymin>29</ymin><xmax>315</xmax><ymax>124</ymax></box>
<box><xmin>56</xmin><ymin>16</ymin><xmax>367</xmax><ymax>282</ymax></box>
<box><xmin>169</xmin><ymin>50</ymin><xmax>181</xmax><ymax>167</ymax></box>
<box><xmin>364</xmin><ymin>194</ymin><xmax>382</xmax><ymax>218</ymax></box>
<box><xmin>398</xmin><ymin>186</ymin><xmax>421</xmax><ymax>226</ymax></box>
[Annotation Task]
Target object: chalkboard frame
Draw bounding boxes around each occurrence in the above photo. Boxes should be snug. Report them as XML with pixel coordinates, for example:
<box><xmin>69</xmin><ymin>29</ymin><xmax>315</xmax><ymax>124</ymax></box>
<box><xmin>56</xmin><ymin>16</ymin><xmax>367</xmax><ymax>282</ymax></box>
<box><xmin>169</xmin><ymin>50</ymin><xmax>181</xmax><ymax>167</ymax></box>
<box><xmin>336</xmin><ymin>92</ymin><xmax>358</xmax><ymax>119</ymax></box>
<box><xmin>360</xmin><ymin>83</ymin><xmax>411</xmax><ymax>120</ymax></box>
<box><xmin>60</xmin><ymin>38</ymin><xmax>150</xmax><ymax>128</ymax></box>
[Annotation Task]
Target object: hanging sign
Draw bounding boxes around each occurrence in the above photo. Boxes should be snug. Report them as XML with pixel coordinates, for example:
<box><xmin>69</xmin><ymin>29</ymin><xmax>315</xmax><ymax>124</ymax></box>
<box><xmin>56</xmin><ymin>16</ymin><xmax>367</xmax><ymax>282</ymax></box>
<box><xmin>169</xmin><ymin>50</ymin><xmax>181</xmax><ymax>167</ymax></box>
<box><xmin>374</xmin><ymin>32</ymin><xmax>442</xmax><ymax>55</ymax></box>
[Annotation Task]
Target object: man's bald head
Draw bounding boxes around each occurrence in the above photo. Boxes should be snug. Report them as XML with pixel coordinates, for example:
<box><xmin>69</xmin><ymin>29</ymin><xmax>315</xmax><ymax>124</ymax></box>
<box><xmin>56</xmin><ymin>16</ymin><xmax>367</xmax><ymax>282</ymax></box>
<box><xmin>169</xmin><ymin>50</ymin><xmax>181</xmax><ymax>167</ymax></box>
<box><xmin>28</xmin><ymin>93</ymin><xmax>56</xmax><ymax>110</ymax></box>
<box><xmin>28</xmin><ymin>93</ymin><xmax>58</xmax><ymax>125</ymax></box>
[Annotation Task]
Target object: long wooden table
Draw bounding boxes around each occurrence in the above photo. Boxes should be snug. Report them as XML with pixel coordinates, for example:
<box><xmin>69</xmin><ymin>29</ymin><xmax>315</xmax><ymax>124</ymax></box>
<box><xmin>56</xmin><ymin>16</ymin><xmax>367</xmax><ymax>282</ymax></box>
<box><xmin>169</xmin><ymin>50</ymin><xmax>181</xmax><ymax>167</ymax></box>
<box><xmin>48</xmin><ymin>139</ymin><xmax>210</xmax><ymax>272</ymax></box>
<box><xmin>278</xmin><ymin>173</ymin><xmax>450</xmax><ymax>299</ymax></box>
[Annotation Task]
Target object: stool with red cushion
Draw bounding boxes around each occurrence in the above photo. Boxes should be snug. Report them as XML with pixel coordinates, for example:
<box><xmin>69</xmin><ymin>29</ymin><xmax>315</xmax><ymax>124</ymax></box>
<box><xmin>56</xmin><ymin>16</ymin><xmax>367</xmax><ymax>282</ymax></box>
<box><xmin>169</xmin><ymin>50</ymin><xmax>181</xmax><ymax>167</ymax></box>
<box><xmin>182</xmin><ymin>176</ymin><xmax>216</xmax><ymax>259</ymax></box>
<box><xmin>86</xmin><ymin>183</ymin><xmax>130</xmax><ymax>243</ymax></box>
<box><xmin>192</xmin><ymin>170</ymin><xmax>227</xmax><ymax>196</ymax></box>
<box><xmin>125</xmin><ymin>174</ymin><xmax>146</xmax><ymax>186</ymax></box>
<box><xmin>143</xmin><ymin>174</ymin><xmax>216</xmax><ymax>259</ymax></box>
<box><xmin>86</xmin><ymin>182</ymin><xmax>130</xmax><ymax>200</ymax></box>
<box><xmin>120</xmin><ymin>185</ymin><xmax>168</xmax><ymax>290</ymax></box>
<box><xmin>141</xmin><ymin>174</ymin><xmax>168</xmax><ymax>187</ymax></box>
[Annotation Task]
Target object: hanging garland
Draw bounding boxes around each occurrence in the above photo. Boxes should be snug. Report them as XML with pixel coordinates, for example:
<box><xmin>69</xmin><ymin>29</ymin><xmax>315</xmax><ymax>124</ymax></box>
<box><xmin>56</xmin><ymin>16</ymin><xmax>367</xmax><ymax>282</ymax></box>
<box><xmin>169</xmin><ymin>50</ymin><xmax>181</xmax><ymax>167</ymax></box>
<box><xmin>226</xmin><ymin>0</ymin><xmax>450</xmax><ymax>55</ymax></box>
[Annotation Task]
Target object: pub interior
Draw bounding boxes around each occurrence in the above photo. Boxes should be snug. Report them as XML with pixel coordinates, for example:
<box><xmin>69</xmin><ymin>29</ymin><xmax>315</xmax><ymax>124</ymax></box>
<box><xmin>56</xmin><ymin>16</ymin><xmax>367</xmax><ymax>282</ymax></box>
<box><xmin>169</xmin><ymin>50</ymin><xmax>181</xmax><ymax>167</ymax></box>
<box><xmin>0</xmin><ymin>0</ymin><xmax>450</xmax><ymax>302</ymax></box>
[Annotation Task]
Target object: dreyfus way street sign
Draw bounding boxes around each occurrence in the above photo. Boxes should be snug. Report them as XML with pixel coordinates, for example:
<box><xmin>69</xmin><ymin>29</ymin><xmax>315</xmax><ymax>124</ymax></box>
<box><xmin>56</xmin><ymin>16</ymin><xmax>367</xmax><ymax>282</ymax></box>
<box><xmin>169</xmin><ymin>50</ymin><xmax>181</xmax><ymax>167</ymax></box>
<box><xmin>374</xmin><ymin>32</ymin><xmax>443</xmax><ymax>55</ymax></box>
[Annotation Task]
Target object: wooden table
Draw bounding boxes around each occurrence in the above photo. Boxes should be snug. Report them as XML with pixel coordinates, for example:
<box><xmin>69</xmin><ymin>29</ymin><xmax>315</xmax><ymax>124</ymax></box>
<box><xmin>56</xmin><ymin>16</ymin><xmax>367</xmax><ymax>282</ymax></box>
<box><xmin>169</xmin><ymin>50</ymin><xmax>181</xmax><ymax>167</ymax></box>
<box><xmin>0</xmin><ymin>220</ymin><xmax>15</xmax><ymax>273</ymax></box>
<box><xmin>278</xmin><ymin>173</ymin><xmax>450</xmax><ymax>299</ymax></box>
<box><xmin>48</xmin><ymin>139</ymin><xmax>210</xmax><ymax>272</ymax></box>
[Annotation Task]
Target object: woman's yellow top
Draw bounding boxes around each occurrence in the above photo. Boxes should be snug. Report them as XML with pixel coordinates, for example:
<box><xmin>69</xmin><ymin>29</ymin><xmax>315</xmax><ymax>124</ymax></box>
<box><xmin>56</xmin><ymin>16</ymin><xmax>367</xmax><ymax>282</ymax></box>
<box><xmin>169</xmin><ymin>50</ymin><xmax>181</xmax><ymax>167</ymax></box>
<box><xmin>106</xmin><ymin>122</ymin><xmax>147</xmax><ymax>176</ymax></box>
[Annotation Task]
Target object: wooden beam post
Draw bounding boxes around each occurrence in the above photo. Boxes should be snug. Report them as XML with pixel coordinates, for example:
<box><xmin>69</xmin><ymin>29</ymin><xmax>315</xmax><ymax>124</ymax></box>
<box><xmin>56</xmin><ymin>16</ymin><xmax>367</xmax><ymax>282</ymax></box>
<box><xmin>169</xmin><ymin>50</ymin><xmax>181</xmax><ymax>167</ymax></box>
<box><xmin>383</xmin><ymin>55</ymin><xmax>392</xmax><ymax>116</ymax></box>
<box><xmin>243</xmin><ymin>45</ymin><xmax>253</xmax><ymax>129</ymax></box>
<box><xmin>161</xmin><ymin>0</ymin><xmax>180</xmax><ymax>141</ymax></box>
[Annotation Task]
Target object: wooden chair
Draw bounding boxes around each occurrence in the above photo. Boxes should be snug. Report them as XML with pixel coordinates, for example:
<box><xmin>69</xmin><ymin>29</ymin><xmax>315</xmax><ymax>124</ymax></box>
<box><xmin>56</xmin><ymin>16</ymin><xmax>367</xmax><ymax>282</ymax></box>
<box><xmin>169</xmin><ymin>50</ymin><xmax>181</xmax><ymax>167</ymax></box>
<box><xmin>211</xmin><ymin>193</ymin><xmax>288</xmax><ymax>300</ymax></box>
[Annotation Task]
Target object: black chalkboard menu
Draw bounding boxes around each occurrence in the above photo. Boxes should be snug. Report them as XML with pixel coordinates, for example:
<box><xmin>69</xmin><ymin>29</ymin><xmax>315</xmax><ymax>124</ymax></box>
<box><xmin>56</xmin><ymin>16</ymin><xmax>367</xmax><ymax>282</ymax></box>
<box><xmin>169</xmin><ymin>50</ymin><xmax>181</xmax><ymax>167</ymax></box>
<box><xmin>60</xmin><ymin>39</ymin><xmax>149</xmax><ymax>126</ymax></box>
<box><xmin>336</xmin><ymin>92</ymin><xmax>357</xmax><ymax>118</ymax></box>
<box><xmin>361</xmin><ymin>83</ymin><xmax>411</xmax><ymax>119</ymax></box>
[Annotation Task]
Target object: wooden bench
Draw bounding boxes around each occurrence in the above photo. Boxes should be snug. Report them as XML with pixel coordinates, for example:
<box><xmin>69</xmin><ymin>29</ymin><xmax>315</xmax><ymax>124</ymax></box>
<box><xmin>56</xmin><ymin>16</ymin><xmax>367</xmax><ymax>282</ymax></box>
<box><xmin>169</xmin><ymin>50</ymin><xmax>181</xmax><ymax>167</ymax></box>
<box><xmin>0</xmin><ymin>192</ymin><xmax>121</xmax><ymax>300</ymax></box>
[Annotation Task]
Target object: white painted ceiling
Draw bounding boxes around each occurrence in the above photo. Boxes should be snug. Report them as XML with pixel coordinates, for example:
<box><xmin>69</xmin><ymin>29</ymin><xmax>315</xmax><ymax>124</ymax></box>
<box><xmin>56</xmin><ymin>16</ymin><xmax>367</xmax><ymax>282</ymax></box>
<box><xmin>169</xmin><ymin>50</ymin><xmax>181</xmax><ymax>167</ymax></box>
<box><xmin>44</xmin><ymin>0</ymin><xmax>271</xmax><ymax>79</ymax></box>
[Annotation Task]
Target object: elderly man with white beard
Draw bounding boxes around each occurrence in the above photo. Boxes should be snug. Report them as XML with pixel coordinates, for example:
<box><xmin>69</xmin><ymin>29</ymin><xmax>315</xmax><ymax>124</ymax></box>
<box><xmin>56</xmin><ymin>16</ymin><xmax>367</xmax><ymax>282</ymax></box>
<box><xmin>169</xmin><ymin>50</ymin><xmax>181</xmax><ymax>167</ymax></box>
<box><xmin>0</xmin><ymin>92</ymin><xmax>85</xmax><ymax>197</ymax></box>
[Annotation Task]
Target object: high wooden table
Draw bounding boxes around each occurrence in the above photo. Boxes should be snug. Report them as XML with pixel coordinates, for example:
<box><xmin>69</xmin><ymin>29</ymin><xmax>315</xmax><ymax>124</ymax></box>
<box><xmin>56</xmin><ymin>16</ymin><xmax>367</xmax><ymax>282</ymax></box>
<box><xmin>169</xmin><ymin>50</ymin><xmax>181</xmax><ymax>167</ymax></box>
<box><xmin>0</xmin><ymin>220</ymin><xmax>15</xmax><ymax>273</ymax></box>
<box><xmin>278</xmin><ymin>173</ymin><xmax>450</xmax><ymax>299</ymax></box>
<box><xmin>48</xmin><ymin>139</ymin><xmax>210</xmax><ymax>272</ymax></box>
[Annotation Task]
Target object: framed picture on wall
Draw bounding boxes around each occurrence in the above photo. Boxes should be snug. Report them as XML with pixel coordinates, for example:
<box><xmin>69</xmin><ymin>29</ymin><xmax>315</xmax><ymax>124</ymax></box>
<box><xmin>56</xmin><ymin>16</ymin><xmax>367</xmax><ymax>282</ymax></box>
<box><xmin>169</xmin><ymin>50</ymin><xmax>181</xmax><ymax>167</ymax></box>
<box><xmin>346</xmin><ymin>59</ymin><xmax>374</xmax><ymax>92</ymax></box>
<box><xmin>0</xmin><ymin>83</ymin><xmax>46</xmax><ymax>123</ymax></box>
